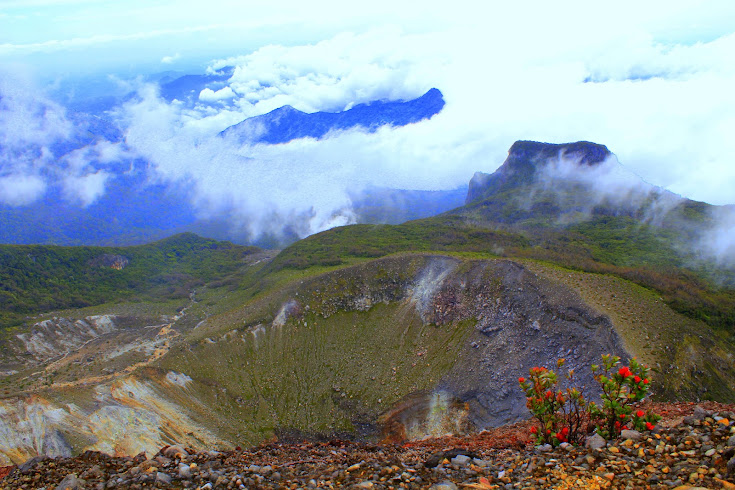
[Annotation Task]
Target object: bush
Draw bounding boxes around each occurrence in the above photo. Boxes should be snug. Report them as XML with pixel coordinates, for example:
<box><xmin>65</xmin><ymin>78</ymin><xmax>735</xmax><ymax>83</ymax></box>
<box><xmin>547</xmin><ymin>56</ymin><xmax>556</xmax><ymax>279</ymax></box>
<box><xmin>519</xmin><ymin>355</ymin><xmax>660</xmax><ymax>445</ymax></box>
<box><xmin>519</xmin><ymin>359</ymin><xmax>588</xmax><ymax>446</ymax></box>
<box><xmin>588</xmin><ymin>354</ymin><xmax>661</xmax><ymax>439</ymax></box>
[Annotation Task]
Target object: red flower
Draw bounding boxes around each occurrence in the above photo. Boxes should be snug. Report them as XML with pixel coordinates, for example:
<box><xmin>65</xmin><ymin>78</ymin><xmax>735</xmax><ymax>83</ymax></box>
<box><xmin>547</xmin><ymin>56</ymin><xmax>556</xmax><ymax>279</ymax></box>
<box><xmin>634</xmin><ymin>376</ymin><xmax>641</xmax><ymax>383</ymax></box>
<box><xmin>636</xmin><ymin>410</ymin><xmax>645</xmax><ymax>418</ymax></box>
<box><xmin>555</xmin><ymin>432</ymin><xmax>566</xmax><ymax>442</ymax></box>
<box><xmin>618</xmin><ymin>366</ymin><xmax>632</xmax><ymax>378</ymax></box>
<box><xmin>643</xmin><ymin>378</ymin><xmax>650</xmax><ymax>384</ymax></box>
<box><xmin>518</xmin><ymin>377</ymin><xmax>525</xmax><ymax>383</ymax></box>
<box><xmin>645</xmin><ymin>422</ymin><xmax>654</xmax><ymax>430</ymax></box>
<box><xmin>545</xmin><ymin>390</ymin><xmax>553</xmax><ymax>399</ymax></box>
<box><xmin>614</xmin><ymin>421</ymin><xmax>621</xmax><ymax>429</ymax></box>
<box><xmin>622</xmin><ymin>425</ymin><xmax>628</xmax><ymax>430</ymax></box>
<box><xmin>561</xmin><ymin>427</ymin><xmax>569</xmax><ymax>435</ymax></box>
<box><xmin>530</xmin><ymin>426</ymin><xmax>537</xmax><ymax>434</ymax></box>
<box><xmin>619</xmin><ymin>413</ymin><xmax>626</xmax><ymax>419</ymax></box>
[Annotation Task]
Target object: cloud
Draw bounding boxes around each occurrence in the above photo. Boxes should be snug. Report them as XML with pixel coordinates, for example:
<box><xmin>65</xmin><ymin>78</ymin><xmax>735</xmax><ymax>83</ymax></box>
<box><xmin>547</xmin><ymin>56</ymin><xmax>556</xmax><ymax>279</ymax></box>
<box><xmin>0</xmin><ymin>174</ymin><xmax>46</xmax><ymax>206</ymax></box>
<box><xmin>4</xmin><ymin>3</ymin><xmax>735</xmax><ymax>246</ymax></box>
<box><xmin>0</xmin><ymin>72</ymin><xmax>72</xmax><ymax>149</ymax></box>
<box><xmin>701</xmin><ymin>207</ymin><xmax>735</xmax><ymax>266</ymax></box>
<box><xmin>63</xmin><ymin>171</ymin><xmax>109</xmax><ymax>206</ymax></box>
<box><xmin>102</xmin><ymin>15</ymin><xmax>735</xmax><ymax>243</ymax></box>
<box><xmin>161</xmin><ymin>53</ymin><xmax>181</xmax><ymax>64</ymax></box>
<box><xmin>207</xmin><ymin>28</ymin><xmax>429</xmax><ymax>114</ymax></box>
<box><xmin>0</xmin><ymin>70</ymin><xmax>129</xmax><ymax>207</ymax></box>
<box><xmin>198</xmin><ymin>86</ymin><xmax>235</xmax><ymax>102</ymax></box>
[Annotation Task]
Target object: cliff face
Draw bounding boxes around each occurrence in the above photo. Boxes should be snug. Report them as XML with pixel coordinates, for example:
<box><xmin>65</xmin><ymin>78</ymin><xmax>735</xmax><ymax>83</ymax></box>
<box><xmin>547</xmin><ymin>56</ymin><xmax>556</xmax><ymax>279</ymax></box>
<box><xmin>466</xmin><ymin>140</ymin><xmax>611</xmax><ymax>204</ymax></box>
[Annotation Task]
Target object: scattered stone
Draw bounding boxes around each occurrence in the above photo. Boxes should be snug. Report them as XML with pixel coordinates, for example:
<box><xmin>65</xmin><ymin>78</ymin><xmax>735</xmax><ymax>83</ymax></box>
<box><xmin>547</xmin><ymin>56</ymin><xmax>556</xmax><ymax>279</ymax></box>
<box><xmin>450</xmin><ymin>454</ymin><xmax>471</xmax><ymax>466</ymax></box>
<box><xmin>585</xmin><ymin>434</ymin><xmax>606</xmax><ymax>450</ymax></box>
<box><xmin>55</xmin><ymin>473</ymin><xmax>86</xmax><ymax>490</ymax></box>
<box><xmin>621</xmin><ymin>429</ymin><xmax>642</xmax><ymax>441</ymax></box>
<box><xmin>693</xmin><ymin>406</ymin><xmax>709</xmax><ymax>420</ymax></box>
<box><xmin>3</xmin><ymin>403</ymin><xmax>735</xmax><ymax>490</ymax></box>
<box><xmin>155</xmin><ymin>471</ymin><xmax>172</xmax><ymax>485</ymax></box>
<box><xmin>430</xmin><ymin>482</ymin><xmax>459</xmax><ymax>490</ymax></box>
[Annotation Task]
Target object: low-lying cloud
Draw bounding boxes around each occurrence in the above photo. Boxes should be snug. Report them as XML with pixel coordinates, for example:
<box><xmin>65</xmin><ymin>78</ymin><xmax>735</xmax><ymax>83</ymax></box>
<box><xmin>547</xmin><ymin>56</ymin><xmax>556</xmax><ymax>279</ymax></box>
<box><xmin>3</xmin><ymin>12</ymin><xmax>735</xmax><ymax>251</ymax></box>
<box><xmin>0</xmin><ymin>72</ymin><xmax>130</xmax><ymax>207</ymax></box>
<box><xmin>533</xmin><ymin>151</ymin><xmax>735</xmax><ymax>266</ymax></box>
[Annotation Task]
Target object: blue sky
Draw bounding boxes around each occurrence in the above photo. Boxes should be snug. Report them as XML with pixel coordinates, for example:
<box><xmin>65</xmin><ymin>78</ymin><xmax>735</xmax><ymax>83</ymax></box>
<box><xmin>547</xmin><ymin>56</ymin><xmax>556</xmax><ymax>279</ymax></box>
<box><xmin>1</xmin><ymin>0</ymin><xmax>735</xmax><ymax>241</ymax></box>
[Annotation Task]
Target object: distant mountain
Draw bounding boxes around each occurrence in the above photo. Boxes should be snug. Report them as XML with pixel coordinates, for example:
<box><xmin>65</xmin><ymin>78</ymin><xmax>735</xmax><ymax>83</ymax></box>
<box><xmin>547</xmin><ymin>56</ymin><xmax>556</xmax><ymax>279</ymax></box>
<box><xmin>1</xmin><ymin>88</ymin><xmax>456</xmax><ymax>247</ymax></box>
<box><xmin>159</xmin><ymin>67</ymin><xmax>235</xmax><ymax>103</ymax></box>
<box><xmin>459</xmin><ymin>140</ymin><xmax>710</xmax><ymax>236</ymax></box>
<box><xmin>465</xmin><ymin>140</ymin><xmax>611</xmax><ymax>204</ymax></box>
<box><xmin>221</xmin><ymin>88</ymin><xmax>445</xmax><ymax>144</ymax></box>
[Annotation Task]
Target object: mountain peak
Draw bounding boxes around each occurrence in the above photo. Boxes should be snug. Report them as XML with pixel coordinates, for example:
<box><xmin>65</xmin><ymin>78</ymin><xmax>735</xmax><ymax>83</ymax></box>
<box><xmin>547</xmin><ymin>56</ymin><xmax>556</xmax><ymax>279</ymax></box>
<box><xmin>220</xmin><ymin>88</ymin><xmax>445</xmax><ymax>145</ymax></box>
<box><xmin>466</xmin><ymin>140</ymin><xmax>613</xmax><ymax>204</ymax></box>
<box><xmin>507</xmin><ymin>140</ymin><xmax>611</xmax><ymax>166</ymax></box>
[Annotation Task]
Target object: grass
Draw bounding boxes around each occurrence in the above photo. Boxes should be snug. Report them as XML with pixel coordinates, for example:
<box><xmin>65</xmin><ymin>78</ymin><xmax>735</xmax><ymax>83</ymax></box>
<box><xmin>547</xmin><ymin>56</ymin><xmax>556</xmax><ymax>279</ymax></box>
<box><xmin>0</xmin><ymin>233</ymin><xmax>259</xmax><ymax>329</ymax></box>
<box><xmin>157</xmin><ymin>295</ymin><xmax>473</xmax><ymax>446</ymax></box>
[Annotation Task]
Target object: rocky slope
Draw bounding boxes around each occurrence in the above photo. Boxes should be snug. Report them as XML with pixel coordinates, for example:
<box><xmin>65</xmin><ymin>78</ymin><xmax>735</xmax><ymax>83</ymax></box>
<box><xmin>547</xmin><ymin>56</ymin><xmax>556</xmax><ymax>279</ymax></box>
<box><xmin>1</xmin><ymin>140</ymin><xmax>734</xmax><ymax>468</ymax></box>
<box><xmin>2</xmin><ymin>402</ymin><xmax>735</xmax><ymax>489</ymax></box>
<box><xmin>3</xmin><ymin>249</ymin><xmax>733</xmax><ymax>466</ymax></box>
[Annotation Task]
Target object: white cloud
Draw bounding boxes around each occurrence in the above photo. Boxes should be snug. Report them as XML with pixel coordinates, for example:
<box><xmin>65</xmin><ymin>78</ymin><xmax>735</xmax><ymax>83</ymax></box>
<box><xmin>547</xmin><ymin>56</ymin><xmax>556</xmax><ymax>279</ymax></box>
<box><xmin>161</xmin><ymin>53</ymin><xmax>180</xmax><ymax>64</ymax></box>
<box><xmin>0</xmin><ymin>70</ymin><xmax>130</xmax><ymax>207</ymax></box>
<box><xmin>0</xmin><ymin>174</ymin><xmax>46</xmax><ymax>206</ymax></box>
<box><xmin>106</xmin><ymin>12</ymin><xmax>735</xmax><ymax>242</ymax></box>
<box><xmin>702</xmin><ymin>207</ymin><xmax>735</xmax><ymax>266</ymax></box>
<box><xmin>4</xmin><ymin>1</ymin><xmax>735</xmax><ymax>244</ymax></box>
<box><xmin>0</xmin><ymin>72</ymin><xmax>72</xmax><ymax>149</ymax></box>
<box><xmin>198</xmin><ymin>86</ymin><xmax>235</xmax><ymax>102</ymax></box>
<box><xmin>63</xmin><ymin>171</ymin><xmax>109</xmax><ymax>206</ymax></box>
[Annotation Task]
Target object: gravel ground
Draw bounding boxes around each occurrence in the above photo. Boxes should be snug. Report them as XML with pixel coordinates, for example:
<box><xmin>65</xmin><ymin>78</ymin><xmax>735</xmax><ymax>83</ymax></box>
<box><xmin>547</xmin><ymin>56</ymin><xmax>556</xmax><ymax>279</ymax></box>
<box><xmin>2</xmin><ymin>402</ymin><xmax>735</xmax><ymax>489</ymax></box>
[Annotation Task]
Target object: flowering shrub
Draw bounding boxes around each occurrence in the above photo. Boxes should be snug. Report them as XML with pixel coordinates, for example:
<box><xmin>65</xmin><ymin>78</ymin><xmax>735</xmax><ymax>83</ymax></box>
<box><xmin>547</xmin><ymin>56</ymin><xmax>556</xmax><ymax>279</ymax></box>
<box><xmin>588</xmin><ymin>354</ymin><xmax>661</xmax><ymax>439</ymax></box>
<box><xmin>518</xmin><ymin>359</ymin><xmax>588</xmax><ymax>446</ymax></box>
<box><xmin>519</xmin><ymin>354</ymin><xmax>660</xmax><ymax>445</ymax></box>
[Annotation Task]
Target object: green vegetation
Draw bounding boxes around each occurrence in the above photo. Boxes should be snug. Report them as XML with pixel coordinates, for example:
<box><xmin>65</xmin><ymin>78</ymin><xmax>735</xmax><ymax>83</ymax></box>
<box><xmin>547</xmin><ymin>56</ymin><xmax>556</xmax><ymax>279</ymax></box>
<box><xmin>0</xmin><ymin>233</ymin><xmax>259</xmax><ymax>328</ymax></box>
<box><xmin>158</xmin><ymin>297</ymin><xmax>472</xmax><ymax>445</ymax></box>
<box><xmin>264</xmin><ymin>199</ymin><xmax>735</xmax><ymax>333</ymax></box>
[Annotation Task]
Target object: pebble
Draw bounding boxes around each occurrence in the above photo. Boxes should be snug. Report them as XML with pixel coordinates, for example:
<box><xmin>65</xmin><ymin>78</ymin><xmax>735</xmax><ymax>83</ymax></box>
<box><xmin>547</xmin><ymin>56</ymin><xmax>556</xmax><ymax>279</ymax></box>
<box><xmin>585</xmin><ymin>433</ymin><xmax>606</xmax><ymax>449</ymax></box>
<box><xmin>3</xmin><ymin>407</ymin><xmax>735</xmax><ymax>489</ymax></box>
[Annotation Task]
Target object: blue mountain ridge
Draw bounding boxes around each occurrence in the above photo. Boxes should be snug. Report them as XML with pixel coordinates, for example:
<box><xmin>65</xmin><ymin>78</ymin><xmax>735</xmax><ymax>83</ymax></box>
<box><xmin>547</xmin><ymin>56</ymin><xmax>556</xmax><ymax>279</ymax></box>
<box><xmin>0</xmin><ymin>88</ymin><xmax>461</xmax><ymax>246</ymax></box>
<box><xmin>220</xmin><ymin>88</ymin><xmax>445</xmax><ymax>144</ymax></box>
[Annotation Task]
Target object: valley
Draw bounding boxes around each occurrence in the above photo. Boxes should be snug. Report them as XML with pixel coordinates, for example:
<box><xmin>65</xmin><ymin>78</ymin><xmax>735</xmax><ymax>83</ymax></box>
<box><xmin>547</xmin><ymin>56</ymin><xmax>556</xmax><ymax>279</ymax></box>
<box><xmin>0</xmin><ymin>141</ymin><xmax>734</xmax><ymax>475</ymax></box>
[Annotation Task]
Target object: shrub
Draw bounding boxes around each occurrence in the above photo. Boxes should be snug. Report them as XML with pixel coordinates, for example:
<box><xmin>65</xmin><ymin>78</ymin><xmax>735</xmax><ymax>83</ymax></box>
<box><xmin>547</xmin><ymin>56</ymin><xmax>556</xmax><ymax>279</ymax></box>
<box><xmin>588</xmin><ymin>354</ymin><xmax>661</xmax><ymax>438</ymax></box>
<box><xmin>519</xmin><ymin>355</ymin><xmax>660</xmax><ymax>445</ymax></box>
<box><xmin>518</xmin><ymin>359</ymin><xmax>588</xmax><ymax>446</ymax></box>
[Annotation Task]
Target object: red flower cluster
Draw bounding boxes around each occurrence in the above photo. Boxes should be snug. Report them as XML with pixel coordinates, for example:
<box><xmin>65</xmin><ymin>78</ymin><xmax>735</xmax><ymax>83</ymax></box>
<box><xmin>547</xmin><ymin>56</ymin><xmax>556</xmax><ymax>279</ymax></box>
<box><xmin>618</xmin><ymin>366</ymin><xmax>633</xmax><ymax>378</ymax></box>
<box><xmin>555</xmin><ymin>426</ymin><xmax>570</xmax><ymax>443</ymax></box>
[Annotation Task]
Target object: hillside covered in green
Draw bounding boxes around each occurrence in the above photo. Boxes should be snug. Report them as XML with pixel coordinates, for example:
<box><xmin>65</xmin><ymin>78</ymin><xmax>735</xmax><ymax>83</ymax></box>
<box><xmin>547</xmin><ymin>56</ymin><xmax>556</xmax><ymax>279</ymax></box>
<box><xmin>0</xmin><ymin>233</ymin><xmax>259</xmax><ymax>328</ymax></box>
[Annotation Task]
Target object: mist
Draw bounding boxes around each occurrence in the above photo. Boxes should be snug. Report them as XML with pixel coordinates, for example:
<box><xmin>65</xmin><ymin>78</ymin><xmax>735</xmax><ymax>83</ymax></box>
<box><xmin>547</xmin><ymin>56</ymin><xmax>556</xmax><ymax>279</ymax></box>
<box><xmin>533</xmin><ymin>151</ymin><xmax>735</xmax><ymax>266</ymax></box>
<box><xmin>2</xmin><ymin>5</ymin><xmax>735</xmax><ymax>247</ymax></box>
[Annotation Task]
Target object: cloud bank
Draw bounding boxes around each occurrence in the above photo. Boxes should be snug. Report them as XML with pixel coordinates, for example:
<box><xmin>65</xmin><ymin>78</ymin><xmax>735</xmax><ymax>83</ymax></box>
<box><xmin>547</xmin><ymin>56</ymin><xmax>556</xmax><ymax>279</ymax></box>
<box><xmin>0</xmin><ymin>72</ymin><xmax>130</xmax><ymax>207</ymax></box>
<box><xmin>3</xmin><ymin>3</ymin><xmax>735</xmax><ymax>251</ymax></box>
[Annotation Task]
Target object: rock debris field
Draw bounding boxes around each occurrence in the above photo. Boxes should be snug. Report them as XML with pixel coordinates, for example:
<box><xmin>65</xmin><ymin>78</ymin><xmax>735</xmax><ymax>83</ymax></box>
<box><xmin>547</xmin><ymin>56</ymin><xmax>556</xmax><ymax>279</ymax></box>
<box><xmin>2</xmin><ymin>403</ymin><xmax>735</xmax><ymax>489</ymax></box>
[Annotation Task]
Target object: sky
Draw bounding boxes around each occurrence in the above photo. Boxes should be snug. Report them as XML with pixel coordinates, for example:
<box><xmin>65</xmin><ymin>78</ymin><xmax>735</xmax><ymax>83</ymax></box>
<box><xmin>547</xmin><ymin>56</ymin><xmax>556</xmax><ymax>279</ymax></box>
<box><xmin>1</xmin><ymin>0</ymin><xmax>735</xmax><ymax>241</ymax></box>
